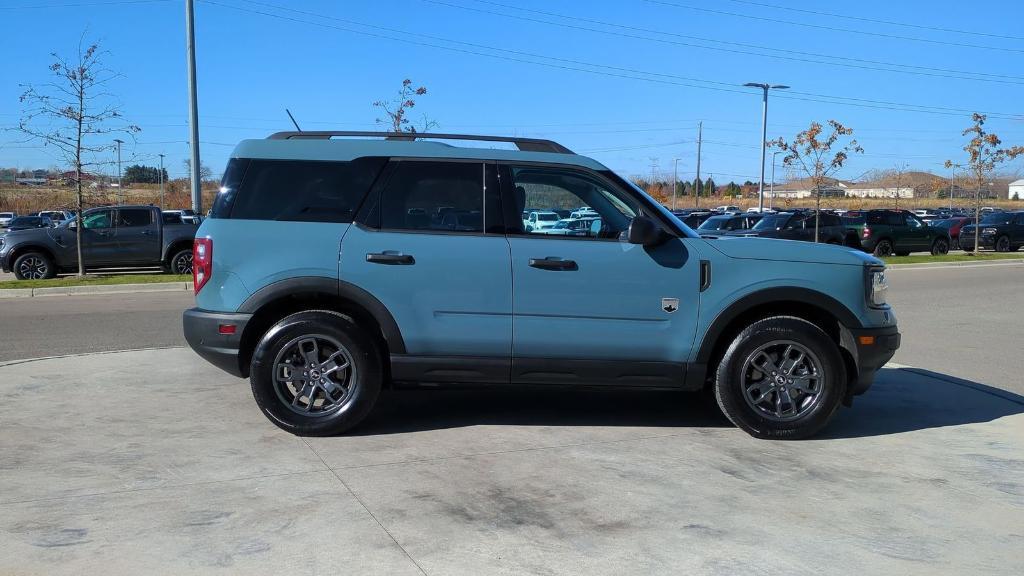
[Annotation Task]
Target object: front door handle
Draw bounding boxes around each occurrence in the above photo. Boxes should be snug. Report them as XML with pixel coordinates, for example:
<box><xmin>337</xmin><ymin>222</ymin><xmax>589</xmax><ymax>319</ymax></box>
<box><xmin>528</xmin><ymin>257</ymin><xmax>578</xmax><ymax>271</ymax></box>
<box><xmin>141</xmin><ymin>230</ymin><xmax>155</xmax><ymax>236</ymax></box>
<box><xmin>366</xmin><ymin>252</ymin><xmax>415</xmax><ymax>265</ymax></box>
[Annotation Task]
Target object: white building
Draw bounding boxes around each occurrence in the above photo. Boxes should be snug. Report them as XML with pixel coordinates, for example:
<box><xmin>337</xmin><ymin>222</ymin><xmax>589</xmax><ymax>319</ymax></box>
<box><xmin>1010</xmin><ymin>179</ymin><xmax>1024</xmax><ymax>201</ymax></box>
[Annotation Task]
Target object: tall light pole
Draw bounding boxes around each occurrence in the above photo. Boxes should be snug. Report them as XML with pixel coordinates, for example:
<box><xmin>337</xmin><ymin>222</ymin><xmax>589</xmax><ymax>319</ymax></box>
<box><xmin>158</xmin><ymin>153</ymin><xmax>166</xmax><ymax>210</ymax></box>
<box><xmin>185</xmin><ymin>0</ymin><xmax>202</xmax><ymax>214</ymax></box>
<box><xmin>694</xmin><ymin>121</ymin><xmax>703</xmax><ymax>209</ymax></box>
<box><xmin>113</xmin><ymin>138</ymin><xmax>124</xmax><ymax>204</ymax></box>
<box><xmin>744</xmin><ymin>82</ymin><xmax>789</xmax><ymax>213</ymax></box>
<box><xmin>769</xmin><ymin>150</ymin><xmax>782</xmax><ymax>210</ymax></box>
<box><xmin>672</xmin><ymin>157</ymin><xmax>681</xmax><ymax>210</ymax></box>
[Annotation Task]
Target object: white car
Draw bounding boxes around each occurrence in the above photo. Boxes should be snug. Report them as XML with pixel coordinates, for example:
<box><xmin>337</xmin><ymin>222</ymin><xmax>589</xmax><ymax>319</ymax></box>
<box><xmin>715</xmin><ymin>205</ymin><xmax>740</xmax><ymax>213</ymax></box>
<box><xmin>535</xmin><ymin>217</ymin><xmax>597</xmax><ymax>236</ymax></box>
<box><xmin>523</xmin><ymin>211</ymin><xmax>560</xmax><ymax>231</ymax></box>
<box><xmin>163</xmin><ymin>209</ymin><xmax>202</xmax><ymax>225</ymax></box>
<box><xmin>569</xmin><ymin>207</ymin><xmax>597</xmax><ymax>219</ymax></box>
<box><xmin>0</xmin><ymin>212</ymin><xmax>16</xmax><ymax>227</ymax></box>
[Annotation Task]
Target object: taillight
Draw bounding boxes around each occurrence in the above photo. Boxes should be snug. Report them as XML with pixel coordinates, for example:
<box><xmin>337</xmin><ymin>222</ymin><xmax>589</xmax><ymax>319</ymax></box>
<box><xmin>862</xmin><ymin>226</ymin><xmax>871</xmax><ymax>238</ymax></box>
<box><xmin>193</xmin><ymin>237</ymin><xmax>212</xmax><ymax>294</ymax></box>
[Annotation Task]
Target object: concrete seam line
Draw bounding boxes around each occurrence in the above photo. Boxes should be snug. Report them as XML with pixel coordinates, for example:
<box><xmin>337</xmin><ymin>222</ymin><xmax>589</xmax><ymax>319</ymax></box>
<box><xmin>0</xmin><ymin>282</ymin><xmax>193</xmax><ymax>299</ymax></box>
<box><xmin>301</xmin><ymin>437</ymin><xmax>429</xmax><ymax>576</ymax></box>
<box><xmin>0</xmin><ymin>346</ymin><xmax>187</xmax><ymax>369</ymax></box>
<box><xmin>887</xmin><ymin>260</ymin><xmax>1024</xmax><ymax>270</ymax></box>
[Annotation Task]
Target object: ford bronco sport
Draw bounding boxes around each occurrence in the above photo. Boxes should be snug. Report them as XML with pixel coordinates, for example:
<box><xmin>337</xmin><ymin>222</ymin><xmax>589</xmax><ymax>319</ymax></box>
<box><xmin>183</xmin><ymin>132</ymin><xmax>899</xmax><ymax>439</ymax></box>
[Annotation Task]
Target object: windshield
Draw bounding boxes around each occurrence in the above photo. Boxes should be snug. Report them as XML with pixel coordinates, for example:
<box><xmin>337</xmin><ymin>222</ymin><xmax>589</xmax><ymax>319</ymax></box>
<box><xmin>698</xmin><ymin>215</ymin><xmax>731</xmax><ymax>230</ymax></box>
<box><xmin>930</xmin><ymin>219</ymin><xmax>955</xmax><ymax>229</ymax></box>
<box><xmin>753</xmin><ymin>214</ymin><xmax>791</xmax><ymax>230</ymax></box>
<box><xmin>980</xmin><ymin>213</ymin><xmax>1011</xmax><ymax>225</ymax></box>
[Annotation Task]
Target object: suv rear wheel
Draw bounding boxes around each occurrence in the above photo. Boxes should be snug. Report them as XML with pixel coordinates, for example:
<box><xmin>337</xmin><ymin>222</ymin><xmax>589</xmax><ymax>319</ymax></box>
<box><xmin>249</xmin><ymin>311</ymin><xmax>382</xmax><ymax>436</ymax></box>
<box><xmin>930</xmin><ymin>238</ymin><xmax>949</xmax><ymax>256</ymax></box>
<box><xmin>995</xmin><ymin>235</ymin><xmax>1011</xmax><ymax>252</ymax></box>
<box><xmin>872</xmin><ymin>239</ymin><xmax>893</xmax><ymax>257</ymax></box>
<box><xmin>714</xmin><ymin>316</ymin><xmax>846</xmax><ymax>439</ymax></box>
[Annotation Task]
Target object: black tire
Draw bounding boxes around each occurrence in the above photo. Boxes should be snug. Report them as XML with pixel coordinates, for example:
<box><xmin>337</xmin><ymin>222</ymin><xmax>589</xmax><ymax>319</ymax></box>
<box><xmin>250</xmin><ymin>311</ymin><xmax>381</xmax><ymax>436</ymax></box>
<box><xmin>12</xmin><ymin>251</ymin><xmax>56</xmax><ymax>280</ymax></box>
<box><xmin>713</xmin><ymin>316</ymin><xmax>847</xmax><ymax>440</ymax></box>
<box><xmin>930</xmin><ymin>238</ymin><xmax>949</xmax><ymax>256</ymax></box>
<box><xmin>166</xmin><ymin>248</ymin><xmax>193</xmax><ymax>275</ymax></box>
<box><xmin>995</xmin><ymin>235</ymin><xmax>1011</xmax><ymax>252</ymax></box>
<box><xmin>872</xmin><ymin>239</ymin><xmax>893</xmax><ymax>257</ymax></box>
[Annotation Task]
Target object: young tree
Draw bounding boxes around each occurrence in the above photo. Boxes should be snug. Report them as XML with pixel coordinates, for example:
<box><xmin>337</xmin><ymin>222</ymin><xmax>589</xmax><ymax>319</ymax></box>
<box><xmin>182</xmin><ymin>158</ymin><xmax>213</xmax><ymax>182</ymax></box>
<box><xmin>770</xmin><ymin>120</ymin><xmax>863</xmax><ymax>242</ymax></box>
<box><xmin>879</xmin><ymin>162</ymin><xmax>909</xmax><ymax>210</ymax></box>
<box><xmin>17</xmin><ymin>38</ymin><xmax>139</xmax><ymax>276</ymax></box>
<box><xmin>374</xmin><ymin>79</ymin><xmax>438</xmax><ymax>133</ymax></box>
<box><xmin>945</xmin><ymin>113</ymin><xmax>1024</xmax><ymax>253</ymax></box>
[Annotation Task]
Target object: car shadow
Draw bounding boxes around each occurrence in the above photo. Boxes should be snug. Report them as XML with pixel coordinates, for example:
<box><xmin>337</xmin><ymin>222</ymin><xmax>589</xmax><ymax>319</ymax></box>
<box><xmin>354</xmin><ymin>368</ymin><xmax>1024</xmax><ymax>439</ymax></box>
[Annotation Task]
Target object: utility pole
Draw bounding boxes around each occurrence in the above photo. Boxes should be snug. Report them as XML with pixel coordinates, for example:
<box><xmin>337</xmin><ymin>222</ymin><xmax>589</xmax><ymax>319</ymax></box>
<box><xmin>672</xmin><ymin>158</ymin><xmax>680</xmax><ymax>210</ymax></box>
<box><xmin>185</xmin><ymin>0</ymin><xmax>202</xmax><ymax>215</ymax></box>
<box><xmin>770</xmin><ymin>150</ymin><xmax>781</xmax><ymax>211</ymax></box>
<box><xmin>113</xmin><ymin>138</ymin><xmax>124</xmax><ymax>204</ymax></box>
<box><xmin>158</xmin><ymin>153</ymin><xmax>166</xmax><ymax>210</ymax></box>
<box><xmin>744</xmin><ymin>82</ymin><xmax>789</xmax><ymax>213</ymax></box>
<box><xmin>694</xmin><ymin>121</ymin><xmax>702</xmax><ymax>209</ymax></box>
<box><xmin>948</xmin><ymin>166</ymin><xmax>954</xmax><ymax>212</ymax></box>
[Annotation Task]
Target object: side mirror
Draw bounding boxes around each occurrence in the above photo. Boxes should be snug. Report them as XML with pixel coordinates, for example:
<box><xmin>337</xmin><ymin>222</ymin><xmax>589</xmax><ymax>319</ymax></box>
<box><xmin>627</xmin><ymin>215</ymin><xmax>662</xmax><ymax>245</ymax></box>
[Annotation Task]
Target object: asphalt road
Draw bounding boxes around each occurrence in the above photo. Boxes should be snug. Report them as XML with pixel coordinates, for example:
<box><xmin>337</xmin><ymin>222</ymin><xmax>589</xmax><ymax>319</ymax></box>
<box><xmin>1</xmin><ymin>262</ymin><xmax>1021</xmax><ymax>393</ymax></box>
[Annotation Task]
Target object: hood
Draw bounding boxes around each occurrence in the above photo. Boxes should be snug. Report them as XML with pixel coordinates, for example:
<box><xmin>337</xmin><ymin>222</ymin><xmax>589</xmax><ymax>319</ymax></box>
<box><xmin>0</xmin><ymin>225</ymin><xmax>61</xmax><ymax>243</ymax></box>
<box><xmin>704</xmin><ymin>235</ymin><xmax>879</xmax><ymax>266</ymax></box>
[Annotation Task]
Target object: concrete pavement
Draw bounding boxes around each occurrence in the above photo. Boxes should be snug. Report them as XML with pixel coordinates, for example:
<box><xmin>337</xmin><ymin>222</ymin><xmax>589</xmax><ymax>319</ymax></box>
<box><xmin>1</xmin><ymin>348</ymin><xmax>1022</xmax><ymax>575</ymax></box>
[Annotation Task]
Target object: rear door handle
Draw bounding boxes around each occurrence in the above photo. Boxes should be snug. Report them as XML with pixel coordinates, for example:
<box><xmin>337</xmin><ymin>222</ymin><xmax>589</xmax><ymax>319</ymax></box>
<box><xmin>366</xmin><ymin>252</ymin><xmax>415</xmax><ymax>265</ymax></box>
<box><xmin>141</xmin><ymin>230</ymin><xmax>155</xmax><ymax>236</ymax></box>
<box><xmin>528</xmin><ymin>257</ymin><xmax>578</xmax><ymax>271</ymax></box>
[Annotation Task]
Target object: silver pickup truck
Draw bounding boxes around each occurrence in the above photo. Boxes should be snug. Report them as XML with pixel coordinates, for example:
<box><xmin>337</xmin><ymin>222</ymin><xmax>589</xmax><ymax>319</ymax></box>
<box><xmin>0</xmin><ymin>205</ymin><xmax>198</xmax><ymax>279</ymax></box>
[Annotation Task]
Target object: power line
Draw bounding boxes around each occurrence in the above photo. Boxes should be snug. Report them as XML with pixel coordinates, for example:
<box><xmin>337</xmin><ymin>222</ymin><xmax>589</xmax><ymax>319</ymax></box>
<box><xmin>206</xmin><ymin>0</ymin><xmax>1023</xmax><ymax>119</ymax></box>
<box><xmin>644</xmin><ymin>0</ymin><xmax>1024</xmax><ymax>54</ymax></box>
<box><xmin>0</xmin><ymin>0</ymin><xmax>170</xmax><ymax>9</ymax></box>
<box><xmin>431</xmin><ymin>0</ymin><xmax>1024</xmax><ymax>85</ymax></box>
<box><xmin>721</xmin><ymin>0</ymin><xmax>1024</xmax><ymax>42</ymax></box>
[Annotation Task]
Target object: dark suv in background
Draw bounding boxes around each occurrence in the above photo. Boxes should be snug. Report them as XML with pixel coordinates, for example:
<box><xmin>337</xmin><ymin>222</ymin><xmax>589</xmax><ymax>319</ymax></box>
<box><xmin>958</xmin><ymin>211</ymin><xmax>1024</xmax><ymax>252</ymax></box>
<box><xmin>843</xmin><ymin>209</ymin><xmax>950</xmax><ymax>256</ymax></box>
<box><xmin>728</xmin><ymin>210</ymin><xmax>852</xmax><ymax>245</ymax></box>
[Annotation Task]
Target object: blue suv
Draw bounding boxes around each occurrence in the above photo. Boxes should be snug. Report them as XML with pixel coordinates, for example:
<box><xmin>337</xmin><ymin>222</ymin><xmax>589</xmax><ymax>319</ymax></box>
<box><xmin>183</xmin><ymin>132</ymin><xmax>899</xmax><ymax>439</ymax></box>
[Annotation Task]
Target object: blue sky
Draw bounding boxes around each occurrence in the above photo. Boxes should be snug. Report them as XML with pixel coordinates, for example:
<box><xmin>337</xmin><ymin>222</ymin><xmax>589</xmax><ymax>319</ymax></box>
<box><xmin>2</xmin><ymin>0</ymin><xmax>1023</xmax><ymax>183</ymax></box>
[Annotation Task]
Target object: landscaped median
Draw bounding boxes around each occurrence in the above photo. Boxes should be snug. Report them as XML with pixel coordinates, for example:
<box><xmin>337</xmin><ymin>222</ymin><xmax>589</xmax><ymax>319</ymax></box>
<box><xmin>881</xmin><ymin>253</ymin><xmax>1024</xmax><ymax>266</ymax></box>
<box><xmin>0</xmin><ymin>274</ymin><xmax>191</xmax><ymax>298</ymax></box>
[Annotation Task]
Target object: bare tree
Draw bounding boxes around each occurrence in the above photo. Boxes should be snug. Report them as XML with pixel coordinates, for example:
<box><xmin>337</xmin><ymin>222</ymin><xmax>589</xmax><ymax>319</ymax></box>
<box><xmin>770</xmin><ymin>120</ymin><xmax>863</xmax><ymax>242</ymax></box>
<box><xmin>373</xmin><ymin>79</ymin><xmax>438</xmax><ymax>133</ymax></box>
<box><xmin>17</xmin><ymin>37</ymin><xmax>139</xmax><ymax>276</ymax></box>
<box><xmin>880</xmin><ymin>162</ymin><xmax>910</xmax><ymax>211</ymax></box>
<box><xmin>945</xmin><ymin>113</ymin><xmax>1024</xmax><ymax>253</ymax></box>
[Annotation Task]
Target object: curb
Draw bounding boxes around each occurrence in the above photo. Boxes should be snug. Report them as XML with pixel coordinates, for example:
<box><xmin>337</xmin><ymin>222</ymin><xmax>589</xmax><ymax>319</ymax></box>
<box><xmin>886</xmin><ymin>259</ymin><xmax>1024</xmax><ymax>270</ymax></box>
<box><xmin>0</xmin><ymin>281</ymin><xmax>192</xmax><ymax>299</ymax></box>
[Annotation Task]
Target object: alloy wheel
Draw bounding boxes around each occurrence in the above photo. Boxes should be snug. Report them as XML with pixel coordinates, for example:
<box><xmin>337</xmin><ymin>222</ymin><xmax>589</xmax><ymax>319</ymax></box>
<box><xmin>173</xmin><ymin>252</ymin><xmax>194</xmax><ymax>274</ymax></box>
<box><xmin>17</xmin><ymin>256</ymin><xmax>49</xmax><ymax>280</ymax></box>
<box><xmin>741</xmin><ymin>340</ymin><xmax>825</xmax><ymax>422</ymax></box>
<box><xmin>272</xmin><ymin>334</ymin><xmax>357</xmax><ymax>416</ymax></box>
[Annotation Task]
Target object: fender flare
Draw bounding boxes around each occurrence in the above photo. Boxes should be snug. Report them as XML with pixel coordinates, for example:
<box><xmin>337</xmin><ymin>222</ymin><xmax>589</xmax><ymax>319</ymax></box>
<box><xmin>694</xmin><ymin>286</ymin><xmax>862</xmax><ymax>365</ymax></box>
<box><xmin>238</xmin><ymin>276</ymin><xmax>406</xmax><ymax>354</ymax></box>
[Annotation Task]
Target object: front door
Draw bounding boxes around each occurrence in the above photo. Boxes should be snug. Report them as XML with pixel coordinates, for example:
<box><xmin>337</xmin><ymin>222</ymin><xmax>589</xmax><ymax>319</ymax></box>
<box><xmin>80</xmin><ymin>208</ymin><xmax>118</xmax><ymax>266</ymax></box>
<box><xmin>339</xmin><ymin>159</ymin><xmax>512</xmax><ymax>384</ymax></box>
<box><xmin>502</xmin><ymin>164</ymin><xmax>701</xmax><ymax>387</ymax></box>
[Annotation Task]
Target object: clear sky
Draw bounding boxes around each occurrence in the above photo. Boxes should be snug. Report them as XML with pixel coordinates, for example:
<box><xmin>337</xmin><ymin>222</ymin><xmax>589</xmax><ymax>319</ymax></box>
<box><xmin>2</xmin><ymin>0</ymin><xmax>1023</xmax><ymax>184</ymax></box>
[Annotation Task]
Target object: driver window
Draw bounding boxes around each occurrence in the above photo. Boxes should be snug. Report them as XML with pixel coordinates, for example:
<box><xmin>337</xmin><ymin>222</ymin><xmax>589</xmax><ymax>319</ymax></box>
<box><xmin>905</xmin><ymin>214</ymin><xmax>922</xmax><ymax>228</ymax></box>
<box><xmin>83</xmin><ymin>210</ymin><xmax>113</xmax><ymax>229</ymax></box>
<box><xmin>509</xmin><ymin>166</ymin><xmax>638</xmax><ymax>239</ymax></box>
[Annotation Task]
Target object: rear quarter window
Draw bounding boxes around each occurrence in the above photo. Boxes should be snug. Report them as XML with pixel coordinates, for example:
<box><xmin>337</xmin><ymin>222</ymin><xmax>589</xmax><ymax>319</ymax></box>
<box><xmin>213</xmin><ymin>158</ymin><xmax>386</xmax><ymax>222</ymax></box>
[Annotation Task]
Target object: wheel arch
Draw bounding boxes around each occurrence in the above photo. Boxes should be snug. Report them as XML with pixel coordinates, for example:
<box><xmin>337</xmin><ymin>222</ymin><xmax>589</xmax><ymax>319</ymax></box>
<box><xmin>7</xmin><ymin>244</ymin><xmax>58</xmax><ymax>270</ymax></box>
<box><xmin>162</xmin><ymin>238</ymin><xmax>194</xmax><ymax>263</ymax></box>
<box><xmin>235</xmin><ymin>277</ymin><xmax>405</xmax><ymax>378</ymax></box>
<box><xmin>691</xmin><ymin>287</ymin><xmax>861</xmax><ymax>390</ymax></box>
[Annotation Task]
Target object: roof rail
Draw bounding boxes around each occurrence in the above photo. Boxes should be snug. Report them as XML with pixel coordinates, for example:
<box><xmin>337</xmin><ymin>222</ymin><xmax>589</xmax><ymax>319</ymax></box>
<box><xmin>266</xmin><ymin>131</ymin><xmax>574</xmax><ymax>154</ymax></box>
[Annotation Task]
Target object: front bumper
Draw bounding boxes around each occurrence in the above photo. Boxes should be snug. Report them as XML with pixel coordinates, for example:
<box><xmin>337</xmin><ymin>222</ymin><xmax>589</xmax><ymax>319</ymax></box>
<box><xmin>183</xmin><ymin>307</ymin><xmax>252</xmax><ymax>377</ymax></box>
<box><xmin>847</xmin><ymin>325</ymin><xmax>900</xmax><ymax>396</ymax></box>
<box><xmin>959</xmin><ymin>234</ymin><xmax>995</xmax><ymax>250</ymax></box>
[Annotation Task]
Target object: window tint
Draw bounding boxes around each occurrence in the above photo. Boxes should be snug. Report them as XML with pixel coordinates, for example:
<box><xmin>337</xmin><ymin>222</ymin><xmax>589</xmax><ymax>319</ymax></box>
<box><xmin>118</xmin><ymin>208</ymin><xmax>152</xmax><ymax>227</ymax></box>
<box><xmin>227</xmin><ymin>158</ymin><xmax>384</xmax><ymax>222</ymax></box>
<box><xmin>508</xmin><ymin>166</ymin><xmax>638</xmax><ymax>238</ymax></box>
<box><xmin>904</xmin><ymin>213</ymin><xmax>923</xmax><ymax>228</ymax></box>
<box><xmin>379</xmin><ymin>161</ymin><xmax>485</xmax><ymax>233</ymax></box>
<box><xmin>819</xmin><ymin>213</ymin><xmax>841</xmax><ymax>227</ymax></box>
<box><xmin>162</xmin><ymin>212</ymin><xmax>184</xmax><ymax>224</ymax></box>
<box><xmin>83</xmin><ymin>210</ymin><xmax>113</xmax><ymax>229</ymax></box>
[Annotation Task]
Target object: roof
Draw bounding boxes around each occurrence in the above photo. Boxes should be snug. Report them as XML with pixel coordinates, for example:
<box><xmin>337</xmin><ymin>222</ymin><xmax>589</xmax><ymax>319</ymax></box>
<box><xmin>231</xmin><ymin>134</ymin><xmax>608</xmax><ymax>171</ymax></box>
<box><xmin>1010</xmin><ymin>179</ymin><xmax>1024</xmax><ymax>186</ymax></box>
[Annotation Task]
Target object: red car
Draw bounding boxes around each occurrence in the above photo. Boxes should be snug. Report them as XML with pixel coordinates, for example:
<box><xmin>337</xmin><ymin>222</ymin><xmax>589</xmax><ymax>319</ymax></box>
<box><xmin>930</xmin><ymin>216</ymin><xmax>974</xmax><ymax>246</ymax></box>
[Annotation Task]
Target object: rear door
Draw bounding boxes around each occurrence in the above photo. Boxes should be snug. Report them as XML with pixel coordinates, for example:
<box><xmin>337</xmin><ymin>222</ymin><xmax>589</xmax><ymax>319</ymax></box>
<box><xmin>339</xmin><ymin>159</ymin><xmax>512</xmax><ymax>384</ymax></box>
<box><xmin>901</xmin><ymin>212</ymin><xmax>931</xmax><ymax>251</ymax></box>
<box><xmin>114</xmin><ymin>208</ymin><xmax>161</xmax><ymax>264</ymax></box>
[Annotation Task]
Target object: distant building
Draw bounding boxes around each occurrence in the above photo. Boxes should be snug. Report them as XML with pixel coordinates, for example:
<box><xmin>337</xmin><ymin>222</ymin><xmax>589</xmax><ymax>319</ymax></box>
<box><xmin>1010</xmin><ymin>179</ymin><xmax>1024</xmax><ymax>201</ymax></box>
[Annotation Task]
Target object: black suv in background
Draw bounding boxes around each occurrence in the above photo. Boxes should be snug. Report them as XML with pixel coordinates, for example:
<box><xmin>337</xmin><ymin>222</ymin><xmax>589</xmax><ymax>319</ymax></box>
<box><xmin>694</xmin><ymin>213</ymin><xmax>762</xmax><ymax>236</ymax></box>
<box><xmin>843</xmin><ymin>210</ymin><xmax>951</xmax><ymax>256</ymax></box>
<box><xmin>728</xmin><ymin>210</ymin><xmax>853</xmax><ymax>245</ymax></box>
<box><xmin>959</xmin><ymin>211</ymin><xmax>1024</xmax><ymax>252</ymax></box>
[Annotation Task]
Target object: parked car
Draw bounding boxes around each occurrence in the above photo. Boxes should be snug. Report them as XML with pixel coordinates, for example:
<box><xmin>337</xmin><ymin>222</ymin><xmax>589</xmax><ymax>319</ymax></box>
<box><xmin>695</xmin><ymin>213</ymin><xmax>762</xmax><ymax>237</ymax></box>
<box><xmin>958</xmin><ymin>211</ymin><xmax>1024</xmax><ymax>252</ymax></box>
<box><xmin>570</xmin><ymin>207</ymin><xmax>598</xmax><ymax>219</ymax></box>
<box><xmin>730</xmin><ymin>210</ymin><xmax>852</xmax><ymax>245</ymax></box>
<box><xmin>182</xmin><ymin>131</ymin><xmax>899</xmax><ymax>440</ymax></box>
<box><xmin>0</xmin><ymin>212</ymin><xmax>17</xmax><ymax>227</ymax></box>
<box><xmin>535</xmin><ymin>217</ymin><xmax>598</xmax><ymax>236</ymax></box>
<box><xmin>163</xmin><ymin>209</ymin><xmax>203</xmax><ymax>225</ymax></box>
<box><xmin>0</xmin><ymin>205</ymin><xmax>199</xmax><ymax>279</ymax></box>
<box><xmin>714</xmin><ymin>205</ymin><xmax>740</xmax><ymax>213</ymax></box>
<box><xmin>31</xmin><ymin>210</ymin><xmax>73</xmax><ymax>225</ymax></box>
<box><xmin>523</xmin><ymin>210</ymin><xmax>560</xmax><ymax>231</ymax></box>
<box><xmin>671</xmin><ymin>209</ymin><xmax>714</xmax><ymax>229</ymax></box>
<box><xmin>843</xmin><ymin>209</ymin><xmax>951</xmax><ymax>256</ymax></box>
<box><xmin>928</xmin><ymin>216</ymin><xmax>973</xmax><ymax>247</ymax></box>
<box><xmin>4</xmin><ymin>216</ymin><xmax>54</xmax><ymax>231</ymax></box>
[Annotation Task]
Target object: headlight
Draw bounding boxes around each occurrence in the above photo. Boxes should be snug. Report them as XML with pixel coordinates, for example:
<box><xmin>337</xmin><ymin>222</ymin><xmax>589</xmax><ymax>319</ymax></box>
<box><xmin>867</xmin><ymin>266</ymin><xmax>888</xmax><ymax>308</ymax></box>
<box><xmin>982</xmin><ymin>227</ymin><xmax>998</xmax><ymax>235</ymax></box>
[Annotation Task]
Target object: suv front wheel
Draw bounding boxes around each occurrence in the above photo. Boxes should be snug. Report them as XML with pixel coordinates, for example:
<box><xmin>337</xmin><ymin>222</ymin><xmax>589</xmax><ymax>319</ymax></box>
<box><xmin>714</xmin><ymin>316</ymin><xmax>846</xmax><ymax>439</ymax></box>
<box><xmin>250</xmin><ymin>311</ymin><xmax>382</xmax><ymax>436</ymax></box>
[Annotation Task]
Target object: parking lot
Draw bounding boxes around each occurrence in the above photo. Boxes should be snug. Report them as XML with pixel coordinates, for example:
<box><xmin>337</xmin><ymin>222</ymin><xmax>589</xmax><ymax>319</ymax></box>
<box><xmin>1</xmin><ymin>263</ymin><xmax>1022</xmax><ymax>575</ymax></box>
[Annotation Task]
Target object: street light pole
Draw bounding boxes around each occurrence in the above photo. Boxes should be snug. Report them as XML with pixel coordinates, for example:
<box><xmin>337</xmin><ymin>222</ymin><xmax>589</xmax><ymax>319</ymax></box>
<box><xmin>694</xmin><ymin>121</ymin><xmax>702</xmax><ymax>209</ymax></box>
<box><xmin>672</xmin><ymin>157</ymin><xmax>680</xmax><ymax>210</ymax></box>
<box><xmin>770</xmin><ymin>150</ymin><xmax>781</xmax><ymax>210</ymax></box>
<box><xmin>185</xmin><ymin>0</ymin><xmax>202</xmax><ymax>215</ymax></box>
<box><xmin>158</xmin><ymin>153</ymin><xmax>166</xmax><ymax>210</ymax></box>
<box><xmin>113</xmin><ymin>138</ymin><xmax>124</xmax><ymax>204</ymax></box>
<box><xmin>744</xmin><ymin>82</ymin><xmax>789</xmax><ymax>213</ymax></box>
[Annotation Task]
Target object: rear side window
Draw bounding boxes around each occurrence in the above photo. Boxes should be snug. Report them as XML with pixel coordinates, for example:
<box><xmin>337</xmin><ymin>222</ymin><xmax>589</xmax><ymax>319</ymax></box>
<box><xmin>217</xmin><ymin>158</ymin><xmax>385</xmax><ymax>222</ymax></box>
<box><xmin>118</xmin><ymin>208</ymin><xmax>153</xmax><ymax>227</ymax></box>
<box><xmin>378</xmin><ymin>161</ymin><xmax>486</xmax><ymax>233</ymax></box>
